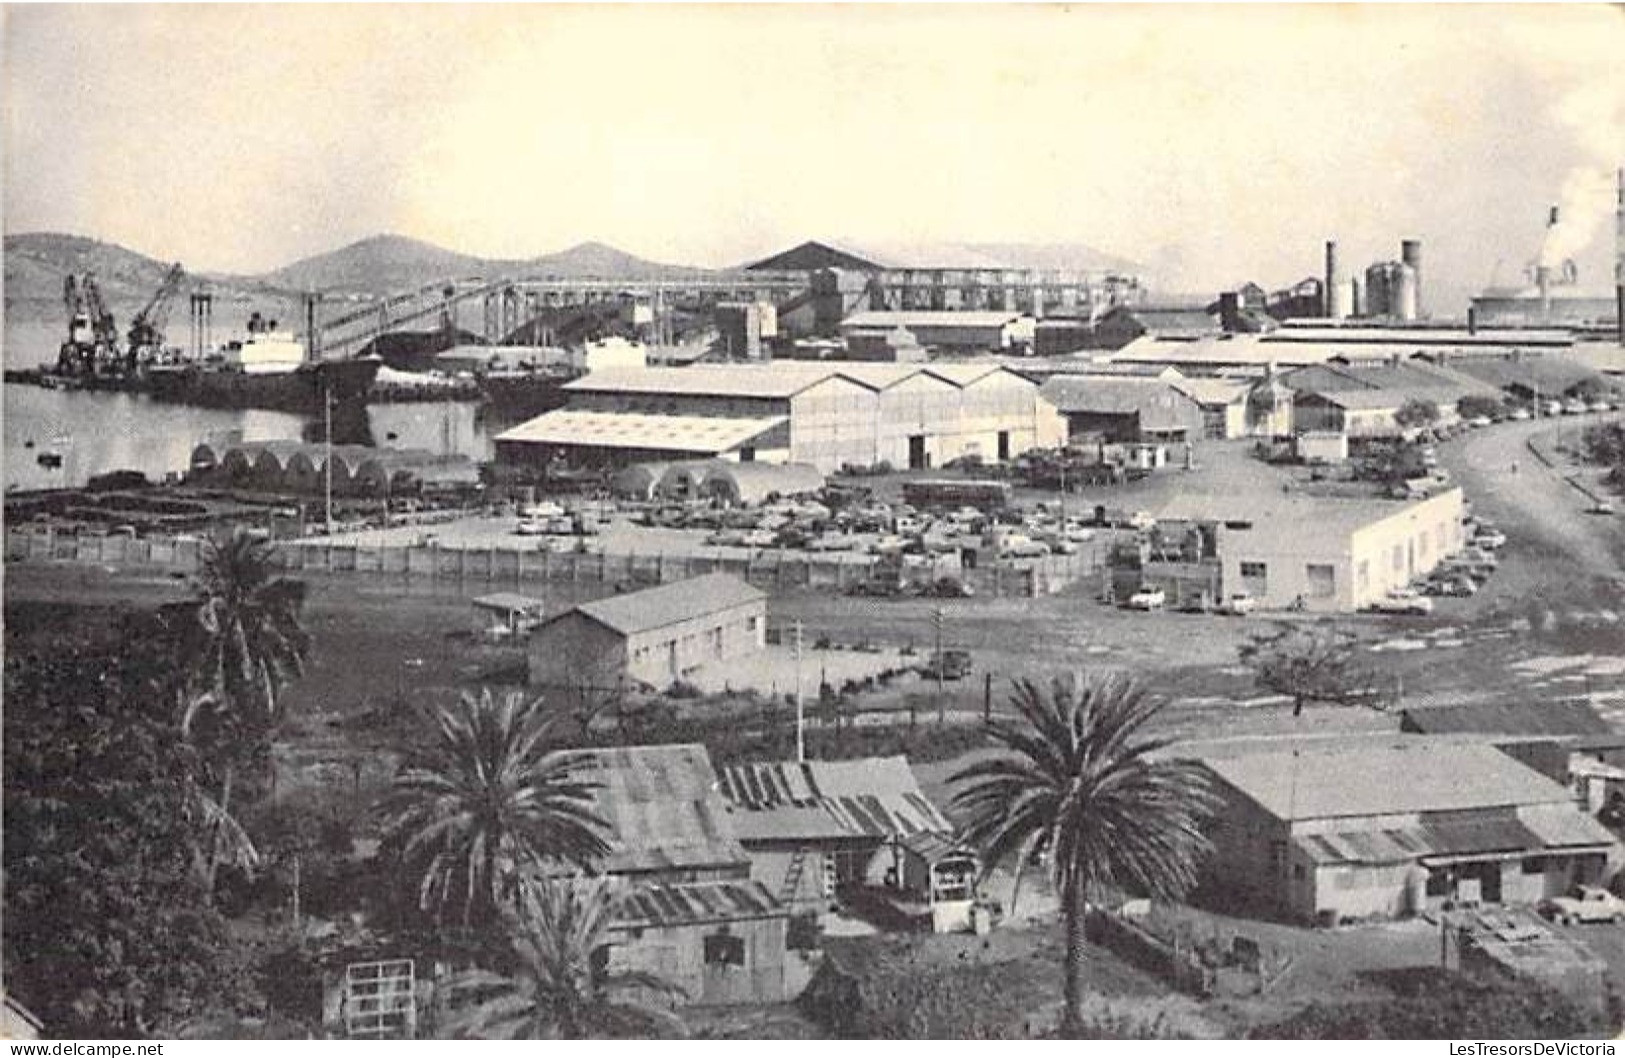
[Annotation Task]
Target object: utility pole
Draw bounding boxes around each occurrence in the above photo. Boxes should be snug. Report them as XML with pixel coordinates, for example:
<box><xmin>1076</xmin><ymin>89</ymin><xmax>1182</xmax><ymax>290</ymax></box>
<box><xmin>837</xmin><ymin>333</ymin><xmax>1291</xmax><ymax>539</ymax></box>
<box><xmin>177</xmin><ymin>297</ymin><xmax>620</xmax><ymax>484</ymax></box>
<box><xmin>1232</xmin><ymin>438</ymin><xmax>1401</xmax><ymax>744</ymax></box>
<box><xmin>794</xmin><ymin>620</ymin><xmax>805</xmax><ymax>763</ymax></box>
<box><xmin>933</xmin><ymin>606</ymin><xmax>946</xmax><ymax>724</ymax></box>
<box><xmin>324</xmin><ymin>380</ymin><xmax>334</xmax><ymax>534</ymax></box>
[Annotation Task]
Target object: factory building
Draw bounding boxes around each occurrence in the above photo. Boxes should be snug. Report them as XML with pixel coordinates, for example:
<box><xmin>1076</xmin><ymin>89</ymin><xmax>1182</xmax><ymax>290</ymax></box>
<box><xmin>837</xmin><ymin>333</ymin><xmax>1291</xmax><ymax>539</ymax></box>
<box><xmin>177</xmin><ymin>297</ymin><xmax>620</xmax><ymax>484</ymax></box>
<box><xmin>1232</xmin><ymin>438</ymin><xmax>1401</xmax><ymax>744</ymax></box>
<box><xmin>745</xmin><ymin>239</ymin><xmax>1144</xmax><ymax>327</ymax></box>
<box><xmin>1282</xmin><ymin>359</ymin><xmax>1500</xmax><ymax>437</ymax></box>
<box><xmin>1039</xmin><ymin>376</ymin><xmax>1205</xmax><ymax>444</ymax></box>
<box><xmin>528</xmin><ymin>573</ymin><xmax>767</xmax><ymax>697</ymax></box>
<box><xmin>1144</xmin><ymin>488</ymin><xmax>1466</xmax><ymax>612</ymax></box>
<box><xmin>1090</xmin><ymin>304</ymin><xmax>1220</xmax><ymax>349</ymax></box>
<box><xmin>837</xmin><ymin>310</ymin><xmax>1035</xmax><ymax>353</ymax></box>
<box><xmin>1188</xmin><ymin>736</ymin><xmax>1621</xmax><ymax>925</ymax></box>
<box><xmin>496</xmin><ymin>363</ymin><xmax>1062</xmax><ymax>473</ymax></box>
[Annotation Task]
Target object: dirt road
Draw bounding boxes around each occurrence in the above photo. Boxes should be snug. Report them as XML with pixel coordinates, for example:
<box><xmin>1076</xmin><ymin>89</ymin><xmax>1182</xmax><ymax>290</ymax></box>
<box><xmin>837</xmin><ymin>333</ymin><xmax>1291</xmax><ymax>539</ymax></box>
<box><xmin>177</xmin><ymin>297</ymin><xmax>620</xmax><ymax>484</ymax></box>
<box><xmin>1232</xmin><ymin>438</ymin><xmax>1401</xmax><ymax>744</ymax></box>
<box><xmin>1436</xmin><ymin>415</ymin><xmax>1625</xmax><ymax>613</ymax></box>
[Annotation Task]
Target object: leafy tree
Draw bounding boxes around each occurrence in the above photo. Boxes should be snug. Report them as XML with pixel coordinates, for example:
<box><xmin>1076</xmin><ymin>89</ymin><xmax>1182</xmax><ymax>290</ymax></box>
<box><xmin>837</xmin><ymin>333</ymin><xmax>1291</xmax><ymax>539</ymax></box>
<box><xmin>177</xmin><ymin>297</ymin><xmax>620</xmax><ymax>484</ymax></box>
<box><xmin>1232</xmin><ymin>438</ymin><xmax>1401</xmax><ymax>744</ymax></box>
<box><xmin>1394</xmin><ymin>398</ymin><xmax>1441</xmax><ymax>428</ymax></box>
<box><xmin>1582</xmin><ymin>422</ymin><xmax>1625</xmax><ymax>467</ymax></box>
<box><xmin>1239</xmin><ymin>623</ymin><xmax>1384</xmax><ymax>717</ymax></box>
<box><xmin>950</xmin><ymin>671</ymin><xmax>1216</xmax><ymax>1037</ymax></box>
<box><xmin>3</xmin><ymin>611</ymin><xmax>255</xmax><ymax>1037</ymax></box>
<box><xmin>1456</xmin><ymin>395</ymin><xmax>1505</xmax><ymax>421</ymax></box>
<box><xmin>440</xmin><ymin>877</ymin><xmax>685</xmax><ymax>1039</ymax></box>
<box><xmin>377</xmin><ymin>689</ymin><xmax>610</xmax><ymax>930</ymax></box>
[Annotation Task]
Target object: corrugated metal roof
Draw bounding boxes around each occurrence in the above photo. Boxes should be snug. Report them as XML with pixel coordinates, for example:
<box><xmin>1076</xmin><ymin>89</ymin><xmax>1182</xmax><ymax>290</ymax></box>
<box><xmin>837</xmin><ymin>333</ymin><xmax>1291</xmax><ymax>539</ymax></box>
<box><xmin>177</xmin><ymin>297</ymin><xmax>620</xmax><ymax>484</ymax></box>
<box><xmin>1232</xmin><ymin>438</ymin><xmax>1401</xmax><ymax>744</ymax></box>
<box><xmin>1294</xmin><ymin>828</ymin><xmax>1427</xmax><ymax>866</ymax></box>
<box><xmin>574</xmin><ymin>573</ymin><xmax>765</xmax><ymax>638</ymax></box>
<box><xmin>895</xmin><ymin>830</ymin><xmax>976</xmax><ymax>865</ymax></box>
<box><xmin>1168</xmin><ymin>376</ymin><xmax>1250</xmax><ymax>406</ymax></box>
<box><xmin>577</xmin><ymin>743</ymin><xmax>749</xmax><ymax>873</ymax></box>
<box><xmin>1401</xmin><ymin>701</ymin><xmax>1616</xmax><ymax>739</ymax></box>
<box><xmin>564</xmin><ymin>364</ymin><xmax>853</xmax><ymax>398</ymax></box>
<box><xmin>1519</xmin><ymin>804</ymin><xmax>1620</xmax><ymax>850</ymax></box>
<box><xmin>841</xmin><ymin>311</ymin><xmax>1026</xmax><ymax>329</ymax></box>
<box><xmin>1040</xmin><ymin>377</ymin><xmax>1198</xmax><ymax>428</ymax></box>
<box><xmin>1417</xmin><ymin>810</ymin><xmax>1541</xmax><ymax>857</ymax></box>
<box><xmin>1303</xmin><ymin>389</ymin><xmax>1405</xmax><ymax>411</ymax></box>
<box><xmin>1201</xmin><ymin>740</ymin><xmax>1573</xmax><ymax>822</ymax></box>
<box><xmin>717</xmin><ymin>757</ymin><xmax>953</xmax><ymax>843</ymax></box>
<box><xmin>494</xmin><ymin>410</ymin><xmax>786</xmax><ymax>453</ymax></box>
<box><xmin>614</xmin><ymin>879</ymin><xmax>785</xmax><ymax>928</ymax></box>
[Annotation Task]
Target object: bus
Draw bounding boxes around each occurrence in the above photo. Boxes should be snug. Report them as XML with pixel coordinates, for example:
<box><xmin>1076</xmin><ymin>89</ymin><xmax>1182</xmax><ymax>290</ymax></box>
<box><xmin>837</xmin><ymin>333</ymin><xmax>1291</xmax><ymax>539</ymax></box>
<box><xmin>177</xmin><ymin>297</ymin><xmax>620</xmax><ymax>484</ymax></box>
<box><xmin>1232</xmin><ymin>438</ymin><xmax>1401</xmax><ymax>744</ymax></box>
<box><xmin>901</xmin><ymin>479</ymin><xmax>1013</xmax><ymax>512</ymax></box>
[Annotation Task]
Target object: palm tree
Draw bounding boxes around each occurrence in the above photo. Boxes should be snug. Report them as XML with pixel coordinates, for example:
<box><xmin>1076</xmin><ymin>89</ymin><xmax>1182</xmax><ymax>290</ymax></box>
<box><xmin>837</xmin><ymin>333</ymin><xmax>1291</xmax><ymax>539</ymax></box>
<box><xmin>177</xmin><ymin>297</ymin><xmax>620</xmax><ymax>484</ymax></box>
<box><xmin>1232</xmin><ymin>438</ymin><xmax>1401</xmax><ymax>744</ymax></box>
<box><xmin>179</xmin><ymin>529</ymin><xmax>311</xmax><ymax>740</ymax></box>
<box><xmin>173</xmin><ymin>529</ymin><xmax>311</xmax><ymax>892</ymax></box>
<box><xmin>951</xmin><ymin>670</ymin><xmax>1217</xmax><ymax>1037</ymax></box>
<box><xmin>440</xmin><ymin>877</ymin><xmax>686</xmax><ymax>1039</ymax></box>
<box><xmin>378</xmin><ymin>689</ymin><xmax>610</xmax><ymax>929</ymax></box>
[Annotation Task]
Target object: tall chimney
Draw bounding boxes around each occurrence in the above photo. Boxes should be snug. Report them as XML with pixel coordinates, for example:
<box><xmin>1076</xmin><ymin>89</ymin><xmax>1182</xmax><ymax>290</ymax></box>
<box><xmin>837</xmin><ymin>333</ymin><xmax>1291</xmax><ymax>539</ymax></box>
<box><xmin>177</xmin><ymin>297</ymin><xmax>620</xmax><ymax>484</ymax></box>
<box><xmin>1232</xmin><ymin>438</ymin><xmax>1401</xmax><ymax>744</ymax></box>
<box><xmin>1401</xmin><ymin>239</ymin><xmax>1422</xmax><ymax>318</ymax></box>
<box><xmin>1324</xmin><ymin>241</ymin><xmax>1341</xmax><ymax>319</ymax></box>
<box><xmin>1539</xmin><ymin>205</ymin><xmax>1557</xmax><ymax>324</ymax></box>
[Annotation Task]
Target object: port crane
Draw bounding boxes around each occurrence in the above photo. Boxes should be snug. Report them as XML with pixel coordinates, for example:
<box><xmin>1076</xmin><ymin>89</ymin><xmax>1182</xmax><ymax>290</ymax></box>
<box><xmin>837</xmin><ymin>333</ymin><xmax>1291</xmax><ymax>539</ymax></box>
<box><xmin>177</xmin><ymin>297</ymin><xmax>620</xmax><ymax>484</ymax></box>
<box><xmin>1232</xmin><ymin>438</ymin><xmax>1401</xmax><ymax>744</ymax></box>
<box><xmin>58</xmin><ymin>273</ymin><xmax>120</xmax><ymax>376</ymax></box>
<box><xmin>125</xmin><ymin>263</ymin><xmax>186</xmax><ymax>368</ymax></box>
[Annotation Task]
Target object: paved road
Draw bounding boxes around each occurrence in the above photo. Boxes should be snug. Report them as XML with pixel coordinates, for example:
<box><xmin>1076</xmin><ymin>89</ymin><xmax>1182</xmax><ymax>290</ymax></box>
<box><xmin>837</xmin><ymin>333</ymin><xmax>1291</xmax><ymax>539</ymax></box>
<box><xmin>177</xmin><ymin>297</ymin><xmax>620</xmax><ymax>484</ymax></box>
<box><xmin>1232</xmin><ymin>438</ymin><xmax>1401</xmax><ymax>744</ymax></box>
<box><xmin>1437</xmin><ymin>415</ymin><xmax>1625</xmax><ymax>605</ymax></box>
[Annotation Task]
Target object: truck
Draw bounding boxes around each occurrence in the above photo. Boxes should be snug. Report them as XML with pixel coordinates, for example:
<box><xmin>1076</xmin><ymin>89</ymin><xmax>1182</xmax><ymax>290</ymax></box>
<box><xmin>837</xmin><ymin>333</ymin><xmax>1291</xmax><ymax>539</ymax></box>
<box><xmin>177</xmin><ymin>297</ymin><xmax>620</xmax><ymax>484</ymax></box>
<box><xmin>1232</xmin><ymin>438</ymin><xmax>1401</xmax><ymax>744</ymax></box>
<box><xmin>1539</xmin><ymin>886</ymin><xmax>1625</xmax><ymax>925</ymax></box>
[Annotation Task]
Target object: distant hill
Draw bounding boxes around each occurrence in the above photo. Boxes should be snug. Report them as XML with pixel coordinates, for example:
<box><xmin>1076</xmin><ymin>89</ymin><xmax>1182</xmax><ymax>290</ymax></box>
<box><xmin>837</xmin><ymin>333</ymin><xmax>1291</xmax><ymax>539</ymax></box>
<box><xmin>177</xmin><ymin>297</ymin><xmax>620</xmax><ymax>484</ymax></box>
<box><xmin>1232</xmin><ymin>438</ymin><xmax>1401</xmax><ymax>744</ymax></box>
<box><xmin>265</xmin><ymin>234</ymin><xmax>711</xmax><ymax>295</ymax></box>
<box><xmin>263</xmin><ymin>233</ymin><xmax>509</xmax><ymax>294</ymax></box>
<box><xmin>3</xmin><ymin>232</ymin><xmax>183</xmax><ymax>303</ymax></box>
<box><xmin>525</xmin><ymin>240</ymin><xmax>710</xmax><ymax>280</ymax></box>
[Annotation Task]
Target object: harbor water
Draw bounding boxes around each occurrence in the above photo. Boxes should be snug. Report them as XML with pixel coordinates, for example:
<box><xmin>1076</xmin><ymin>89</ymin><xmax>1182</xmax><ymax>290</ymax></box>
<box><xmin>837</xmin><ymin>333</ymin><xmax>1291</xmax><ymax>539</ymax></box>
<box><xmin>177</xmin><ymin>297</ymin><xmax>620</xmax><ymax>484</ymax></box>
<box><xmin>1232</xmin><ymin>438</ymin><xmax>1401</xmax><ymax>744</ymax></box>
<box><xmin>3</xmin><ymin>305</ymin><xmax>523</xmax><ymax>492</ymax></box>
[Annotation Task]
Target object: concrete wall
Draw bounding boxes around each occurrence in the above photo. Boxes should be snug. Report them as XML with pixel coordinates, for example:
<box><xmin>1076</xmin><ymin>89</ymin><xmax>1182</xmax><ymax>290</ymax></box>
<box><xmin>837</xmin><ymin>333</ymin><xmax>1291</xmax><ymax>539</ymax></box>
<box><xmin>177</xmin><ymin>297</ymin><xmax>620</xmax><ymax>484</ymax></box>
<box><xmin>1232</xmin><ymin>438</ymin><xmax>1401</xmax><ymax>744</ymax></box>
<box><xmin>1214</xmin><ymin>489</ymin><xmax>1464</xmax><ymax>612</ymax></box>
<box><xmin>788</xmin><ymin>375</ymin><xmax>884</xmax><ymax>471</ymax></box>
<box><xmin>622</xmin><ymin>599</ymin><xmax>767</xmax><ymax>686</ymax></box>
<box><xmin>1348</xmin><ymin>488</ymin><xmax>1465</xmax><ymax>607</ymax></box>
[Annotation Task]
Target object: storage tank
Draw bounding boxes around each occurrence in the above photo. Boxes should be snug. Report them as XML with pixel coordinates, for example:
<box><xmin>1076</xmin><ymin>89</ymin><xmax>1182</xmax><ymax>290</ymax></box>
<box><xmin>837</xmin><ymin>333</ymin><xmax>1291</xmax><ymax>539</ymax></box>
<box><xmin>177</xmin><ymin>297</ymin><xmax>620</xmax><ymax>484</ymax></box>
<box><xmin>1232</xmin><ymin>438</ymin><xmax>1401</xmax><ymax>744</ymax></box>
<box><xmin>1394</xmin><ymin>262</ymin><xmax>1419</xmax><ymax>322</ymax></box>
<box><xmin>1330</xmin><ymin>277</ymin><xmax>1355</xmax><ymax>319</ymax></box>
<box><xmin>1401</xmin><ymin>240</ymin><xmax>1423</xmax><ymax>317</ymax></box>
<box><xmin>1364</xmin><ymin>263</ymin><xmax>1395</xmax><ymax>317</ymax></box>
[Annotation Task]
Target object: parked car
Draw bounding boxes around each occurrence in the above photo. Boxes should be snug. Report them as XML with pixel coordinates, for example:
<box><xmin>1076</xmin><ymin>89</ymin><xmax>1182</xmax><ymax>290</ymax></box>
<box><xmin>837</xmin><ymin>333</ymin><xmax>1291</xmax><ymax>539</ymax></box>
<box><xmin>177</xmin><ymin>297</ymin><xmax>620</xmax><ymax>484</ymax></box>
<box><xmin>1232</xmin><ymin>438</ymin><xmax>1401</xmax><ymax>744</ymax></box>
<box><xmin>1473</xmin><ymin>529</ymin><xmax>1507</xmax><ymax>549</ymax></box>
<box><xmin>1508</xmin><ymin>407</ymin><xmax>1532</xmax><ymax>421</ymax></box>
<box><xmin>1563</xmin><ymin>399</ymin><xmax>1588</xmax><ymax>415</ymax></box>
<box><xmin>1540</xmin><ymin>886</ymin><xmax>1625</xmax><ymax>925</ymax></box>
<box><xmin>1542</xmin><ymin>400</ymin><xmax>1565</xmax><ymax>417</ymax></box>
<box><xmin>1468</xmin><ymin>415</ymin><xmax>1494</xmax><ymax>428</ymax></box>
<box><xmin>1367</xmin><ymin>589</ymin><xmax>1434</xmax><ymax>615</ymax></box>
<box><xmin>1589</xmin><ymin>400</ymin><xmax>1614</xmax><ymax>414</ymax></box>
<box><xmin>923</xmin><ymin>577</ymin><xmax>974</xmax><ymax>598</ymax></box>
<box><xmin>1126</xmin><ymin>511</ymin><xmax>1157</xmax><ymax>532</ymax></box>
<box><xmin>1588</xmin><ymin>501</ymin><xmax>1617</xmax><ymax>516</ymax></box>
<box><xmin>1125</xmin><ymin>587</ymin><xmax>1166</xmax><ymax>611</ymax></box>
<box><xmin>1218</xmin><ymin>593</ymin><xmax>1257</xmax><ymax>616</ymax></box>
<box><xmin>514</xmin><ymin>519</ymin><xmax>547</xmax><ymax>536</ymax></box>
<box><xmin>1423</xmin><ymin>573</ymin><xmax>1477</xmax><ymax>597</ymax></box>
<box><xmin>919</xmin><ymin>649</ymin><xmax>973</xmax><ymax>681</ymax></box>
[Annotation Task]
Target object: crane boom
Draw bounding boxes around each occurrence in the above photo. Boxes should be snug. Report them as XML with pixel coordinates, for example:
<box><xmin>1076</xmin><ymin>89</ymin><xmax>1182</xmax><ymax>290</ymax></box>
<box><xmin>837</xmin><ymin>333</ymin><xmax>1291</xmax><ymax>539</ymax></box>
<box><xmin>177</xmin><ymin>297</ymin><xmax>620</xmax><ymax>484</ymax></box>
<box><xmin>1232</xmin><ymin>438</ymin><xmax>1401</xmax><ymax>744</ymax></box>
<box><xmin>126</xmin><ymin>263</ymin><xmax>186</xmax><ymax>366</ymax></box>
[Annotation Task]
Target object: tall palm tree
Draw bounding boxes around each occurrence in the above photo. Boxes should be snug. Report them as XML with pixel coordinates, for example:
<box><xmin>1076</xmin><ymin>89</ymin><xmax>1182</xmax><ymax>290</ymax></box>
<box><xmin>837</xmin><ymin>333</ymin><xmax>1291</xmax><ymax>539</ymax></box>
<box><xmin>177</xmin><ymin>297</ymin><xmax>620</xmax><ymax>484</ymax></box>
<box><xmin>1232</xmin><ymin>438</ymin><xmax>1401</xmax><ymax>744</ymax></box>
<box><xmin>440</xmin><ymin>877</ymin><xmax>686</xmax><ymax>1039</ymax></box>
<box><xmin>951</xmin><ymin>670</ymin><xmax>1217</xmax><ymax>1037</ymax></box>
<box><xmin>173</xmin><ymin>529</ymin><xmax>311</xmax><ymax>892</ymax></box>
<box><xmin>378</xmin><ymin>689</ymin><xmax>610</xmax><ymax>929</ymax></box>
<box><xmin>179</xmin><ymin>529</ymin><xmax>311</xmax><ymax>740</ymax></box>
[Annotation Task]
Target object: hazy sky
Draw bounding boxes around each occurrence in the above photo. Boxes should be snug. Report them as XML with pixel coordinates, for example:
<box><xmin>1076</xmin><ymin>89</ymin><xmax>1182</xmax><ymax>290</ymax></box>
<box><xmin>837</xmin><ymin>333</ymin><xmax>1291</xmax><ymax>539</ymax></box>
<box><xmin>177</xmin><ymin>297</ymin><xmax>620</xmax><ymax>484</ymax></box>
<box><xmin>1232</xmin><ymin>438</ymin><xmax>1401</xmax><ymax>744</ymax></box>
<box><xmin>5</xmin><ymin>4</ymin><xmax>1624</xmax><ymax>309</ymax></box>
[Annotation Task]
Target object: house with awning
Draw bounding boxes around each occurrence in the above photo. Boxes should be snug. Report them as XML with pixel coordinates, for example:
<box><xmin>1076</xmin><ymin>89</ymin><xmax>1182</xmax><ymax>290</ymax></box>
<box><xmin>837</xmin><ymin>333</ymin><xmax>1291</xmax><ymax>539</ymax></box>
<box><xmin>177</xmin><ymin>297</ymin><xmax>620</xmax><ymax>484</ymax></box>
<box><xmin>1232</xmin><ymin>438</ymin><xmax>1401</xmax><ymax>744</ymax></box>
<box><xmin>1187</xmin><ymin>735</ymin><xmax>1622</xmax><ymax>926</ymax></box>
<box><xmin>714</xmin><ymin>756</ymin><xmax>959</xmax><ymax>914</ymax></box>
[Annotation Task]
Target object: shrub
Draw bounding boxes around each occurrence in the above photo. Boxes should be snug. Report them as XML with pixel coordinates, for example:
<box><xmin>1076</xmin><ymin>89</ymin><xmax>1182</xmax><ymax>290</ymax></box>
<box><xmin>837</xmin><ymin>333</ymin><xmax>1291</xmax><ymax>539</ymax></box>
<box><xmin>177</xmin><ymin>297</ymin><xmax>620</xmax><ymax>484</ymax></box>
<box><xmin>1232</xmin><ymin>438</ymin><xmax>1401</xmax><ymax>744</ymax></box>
<box><xmin>1250</xmin><ymin>969</ymin><xmax>1609</xmax><ymax>1040</ymax></box>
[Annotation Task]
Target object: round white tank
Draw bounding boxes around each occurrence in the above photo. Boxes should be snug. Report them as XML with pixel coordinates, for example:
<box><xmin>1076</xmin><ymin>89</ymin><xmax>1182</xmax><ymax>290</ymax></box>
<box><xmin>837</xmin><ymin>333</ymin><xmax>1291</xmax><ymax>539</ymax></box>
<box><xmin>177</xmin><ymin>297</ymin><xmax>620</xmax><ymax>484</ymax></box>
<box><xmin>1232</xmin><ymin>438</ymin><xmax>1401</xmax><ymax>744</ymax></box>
<box><xmin>1330</xmin><ymin>278</ymin><xmax>1355</xmax><ymax>319</ymax></box>
<box><xmin>1395</xmin><ymin>263</ymin><xmax>1419</xmax><ymax>322</ymax></box>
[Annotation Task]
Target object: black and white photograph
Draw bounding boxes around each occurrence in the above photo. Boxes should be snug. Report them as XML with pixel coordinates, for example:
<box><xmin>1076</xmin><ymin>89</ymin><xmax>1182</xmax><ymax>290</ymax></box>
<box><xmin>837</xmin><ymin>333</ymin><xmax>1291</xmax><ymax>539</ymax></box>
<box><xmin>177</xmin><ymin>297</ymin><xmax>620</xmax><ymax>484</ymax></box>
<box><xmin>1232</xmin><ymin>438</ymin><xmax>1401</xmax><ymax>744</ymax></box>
<box><xmin>3</xmin><ymin>1</ymin><xmax>1625</xmax><ymax>1043</ymax></box>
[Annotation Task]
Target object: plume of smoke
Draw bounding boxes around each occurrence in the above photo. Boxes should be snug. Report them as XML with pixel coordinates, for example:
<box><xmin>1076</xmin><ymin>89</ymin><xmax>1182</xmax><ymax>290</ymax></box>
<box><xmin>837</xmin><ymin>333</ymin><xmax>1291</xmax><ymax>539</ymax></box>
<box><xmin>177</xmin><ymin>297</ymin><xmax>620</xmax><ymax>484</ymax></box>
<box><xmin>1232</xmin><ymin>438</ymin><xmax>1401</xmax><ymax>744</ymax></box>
<box><xmin>1539</xmin><ymin>79</ymin><xmax>1625</xmax><ymax>269</ymax></box>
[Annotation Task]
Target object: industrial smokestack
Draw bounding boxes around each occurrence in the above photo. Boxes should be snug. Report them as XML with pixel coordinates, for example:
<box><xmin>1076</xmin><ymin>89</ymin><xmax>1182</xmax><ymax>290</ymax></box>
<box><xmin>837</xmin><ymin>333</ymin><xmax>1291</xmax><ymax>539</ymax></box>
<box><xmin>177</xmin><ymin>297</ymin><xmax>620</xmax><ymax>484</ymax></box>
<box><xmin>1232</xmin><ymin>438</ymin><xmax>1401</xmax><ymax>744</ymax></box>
<box><xmin>1401</xmin><ymin>240</ymin><xmax>1422</xmax><ymax>318</ymax></box>
<box><xmin>1324</xmin><ymin>241</ymin><xmax>1341</xmax><ymax>319</ymax></box>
